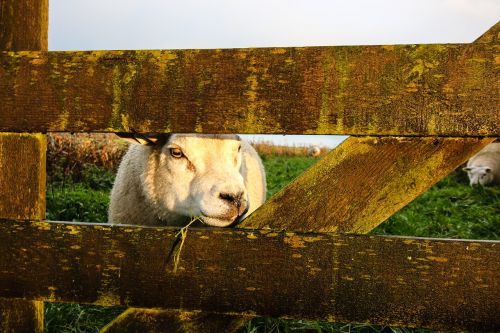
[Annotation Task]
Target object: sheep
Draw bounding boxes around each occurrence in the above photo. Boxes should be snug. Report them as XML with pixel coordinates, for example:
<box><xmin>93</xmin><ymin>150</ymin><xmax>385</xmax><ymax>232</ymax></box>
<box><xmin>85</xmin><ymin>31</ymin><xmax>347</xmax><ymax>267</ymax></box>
<box><xmin>463</xmin><ymin>142</ymin><xmax>500</xmax><ymax>186</ymax></box>
<box><xmin>108</xmin><ymin>134</ymin><xmax>266</xmax><ymax>227</ymax></box>
<box><xmin>307</xmin><ymin>145</ymin><xmax>321</xmax><ymax>157</ymax></box>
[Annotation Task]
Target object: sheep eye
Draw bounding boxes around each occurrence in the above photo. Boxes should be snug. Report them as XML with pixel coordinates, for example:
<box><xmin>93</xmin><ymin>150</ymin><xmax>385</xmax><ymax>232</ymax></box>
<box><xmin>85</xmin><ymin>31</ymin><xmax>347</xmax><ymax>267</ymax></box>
<box><xmin>238</xmin><ymin>145</ymin><xmax>241</xmax><ymax>152</ymax></box>
<box><xmin>170</xmin><ymin>148</ymin><xmax>183</xmax><ymax>158</ymax></box>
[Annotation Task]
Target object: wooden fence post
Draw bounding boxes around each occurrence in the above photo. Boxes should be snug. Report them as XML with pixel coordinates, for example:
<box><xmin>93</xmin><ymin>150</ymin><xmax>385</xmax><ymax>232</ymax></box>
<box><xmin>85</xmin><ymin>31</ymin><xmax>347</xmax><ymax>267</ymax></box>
<box><xmin>0</xmin><ymin>1</ymin><xmax>48</xmax><ymax>332</ymax></box>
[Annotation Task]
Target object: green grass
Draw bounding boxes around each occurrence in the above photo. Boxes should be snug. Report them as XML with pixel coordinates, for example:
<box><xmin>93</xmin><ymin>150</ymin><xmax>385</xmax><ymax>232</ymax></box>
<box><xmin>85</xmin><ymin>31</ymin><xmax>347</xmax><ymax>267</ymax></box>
<box><xmin>44</xmin><ymin>156</ymin><xmax>499</xmax><ymax>332</ymax></box>
<box><xmin>47</xmin><ymin>165</ymin><xmax>114</xmax><ymax>222</ymax></box>
<box><xmin>262</xmin><ymin>155</ymin><xmax>319</xmax><ymax>198</ymax></box>
<box><xmin>375</xmin><ymin>171</ymin><xmax>499</xmax><ymax>240</ymax></box>
<box><xmin>238</xmin><ymin>318</ymin><xmax>438</xmax><ymax>333</ymax></box>
<box><xmin>45</xmin><ymin>303</ymin><xmax>124</xmax><ymax>333</ymax></box>
<box><xmin>47</xmin><ymin>185</ymin><xmax>110</xmax><ymax>222</ymax></box>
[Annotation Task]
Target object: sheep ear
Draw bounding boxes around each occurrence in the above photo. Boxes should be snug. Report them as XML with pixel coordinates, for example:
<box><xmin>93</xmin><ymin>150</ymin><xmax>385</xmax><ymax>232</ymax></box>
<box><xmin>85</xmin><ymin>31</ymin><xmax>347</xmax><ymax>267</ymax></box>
<box><xmin>462</xmin><ymin>167</ymin><xmax>472</xmax><ymax>172</ymax></box>
<box><xmin>116</xmin><ymin>133</ymin><xmax>169</xmax><ymax>146</ymax></box>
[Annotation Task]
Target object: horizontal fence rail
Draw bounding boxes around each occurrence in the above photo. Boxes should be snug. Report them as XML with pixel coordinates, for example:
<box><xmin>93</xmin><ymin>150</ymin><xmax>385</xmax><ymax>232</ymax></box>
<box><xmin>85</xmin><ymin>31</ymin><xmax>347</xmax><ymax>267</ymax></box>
<box><xmin>0</xmin><ymin>220</ymin><xmax>498</xmax><ymax>332</ymax></box>
<box><xmin>0</xmin><ymin>41</ymin><xmax>498</xmax><ymax>135</ymax></box>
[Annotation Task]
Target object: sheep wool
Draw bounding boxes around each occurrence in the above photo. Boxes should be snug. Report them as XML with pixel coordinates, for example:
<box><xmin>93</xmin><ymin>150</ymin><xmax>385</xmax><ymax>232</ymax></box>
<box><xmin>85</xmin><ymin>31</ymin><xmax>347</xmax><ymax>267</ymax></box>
<box><xmin>464</xmin><ymin>142</ymin><xmax>500</xmax><ymax>186</ymax></box>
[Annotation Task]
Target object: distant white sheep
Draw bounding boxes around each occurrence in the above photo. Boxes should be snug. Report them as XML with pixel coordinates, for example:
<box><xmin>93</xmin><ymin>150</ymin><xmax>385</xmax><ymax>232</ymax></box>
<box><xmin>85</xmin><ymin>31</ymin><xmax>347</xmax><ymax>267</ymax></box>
<box><xmin>307</xmin><ymin>145</ymin><xmax>321</xmax><ymax>157</ymax></box>
<box><xmin>463</xmin><ymin>142</ymin><xmax>500</xmax><ymax>186</ymax></box>
<box><xmin>109</xmin><ymin>134</ymin><xmax>266</xmax><ymax>227</ymax></box>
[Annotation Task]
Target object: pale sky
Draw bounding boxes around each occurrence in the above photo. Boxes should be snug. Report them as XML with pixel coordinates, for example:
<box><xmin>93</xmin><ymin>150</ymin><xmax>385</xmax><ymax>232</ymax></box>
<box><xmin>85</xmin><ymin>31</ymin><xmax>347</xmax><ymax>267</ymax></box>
<box><xmin>49</xmin><ymin>0</ymin><xmax>499</xmax><ymax>147</ymax></box>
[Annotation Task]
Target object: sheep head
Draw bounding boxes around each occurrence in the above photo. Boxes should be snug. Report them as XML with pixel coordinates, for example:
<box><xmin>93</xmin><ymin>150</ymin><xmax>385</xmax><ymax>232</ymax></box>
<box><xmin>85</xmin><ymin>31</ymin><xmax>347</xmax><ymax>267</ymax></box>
<box><xmin>463</xmin><ymin>166</ymin><xmax>493</xmax><ymax>186</ymax></box>
<box><xmin>135</xmin><ymin>134</ymin><xmax>249</xmax><ymax>227</ymax></box>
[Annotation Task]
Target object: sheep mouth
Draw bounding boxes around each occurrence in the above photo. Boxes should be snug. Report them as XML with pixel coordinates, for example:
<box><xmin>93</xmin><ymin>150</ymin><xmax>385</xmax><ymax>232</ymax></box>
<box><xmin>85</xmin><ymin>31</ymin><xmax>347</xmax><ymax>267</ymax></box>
<box><xmin>200</xmin><ymin>207</ymin><xmax>248</xmax><ymax>228</ymax></box>
<box><xmin>200</xmin><ymin>215</ymin><xmax>235</xmax><ymax>228</ymax></box>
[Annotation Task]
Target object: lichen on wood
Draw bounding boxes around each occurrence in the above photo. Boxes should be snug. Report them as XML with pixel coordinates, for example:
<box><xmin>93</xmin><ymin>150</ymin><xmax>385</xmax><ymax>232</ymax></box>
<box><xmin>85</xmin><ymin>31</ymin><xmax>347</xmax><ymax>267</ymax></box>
<box><xmin>0</xmin><ymin>0</ymin><xmax>48</xmax><ymax>51</ymax></box>
<box><xmin>242</xmin><ymin>137</ymin><xmax>494</xmax><ymax>233</ymax></box>
<box><xmin>0</xmin><ymin>299</ymin><xmax>44</xmax><ymax>333</ymax></box>
<box><xmin>0</xmin><ymin>133</ymin><xmax>46</xmax><ymax>220</ymax></box>
<box><xmin>0</xmin><ymin>1</ymin><xmax>47</xmax><ymax>330</ymax></box>
<box><xmin>0</xmin><ymin>41</ymin><xmax>497</xmax><ymax>135</ymax></box>
<box><xmin>0</xmin><ymin>220</ymin><xmax>498</xmax><ymax>332</ymax></box>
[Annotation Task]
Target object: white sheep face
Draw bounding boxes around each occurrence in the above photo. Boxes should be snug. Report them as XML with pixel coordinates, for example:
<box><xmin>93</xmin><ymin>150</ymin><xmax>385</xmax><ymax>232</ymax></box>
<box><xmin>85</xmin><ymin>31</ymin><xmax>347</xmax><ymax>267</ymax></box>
<box><xmin>463</xmin><ymin>166</ymin><xmax>493</xmax><ymax>186</ymax></box>
<box><xmin>142</xmin><ymin>134</ymin><xmax>248</xmax><ymax>227</ymax></box>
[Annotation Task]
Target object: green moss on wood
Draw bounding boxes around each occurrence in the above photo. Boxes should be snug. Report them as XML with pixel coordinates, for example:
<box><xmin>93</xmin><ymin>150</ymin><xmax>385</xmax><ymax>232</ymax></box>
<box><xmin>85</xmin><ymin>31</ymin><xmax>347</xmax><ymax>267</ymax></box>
<box><xmin>0</xmin><ymin>133</ymin><xmax>46</xmax><ymax>220</ymax></box>
<box><xmin>0</xmin><ymin>2</ymin><xmax>48</xmax><ymax>332</ymax></box>
<box><xmin>0</xmin><ymin>220</ymin><xmax>498</xmax><ymax>331</ymax></box>
<box><xmin>242</xmin><ymin>137</ymin><xmax>494</xmax><ymax>233</ymax></box>
<box><xmin>0</xmin><ymin>0</ymin><xmax>48</xmax><ymax>51</ymax></box>
<box><xmin>0</xmin><ymin>41</ymin><xmax>497</xmax><ymax>135</ymax></box>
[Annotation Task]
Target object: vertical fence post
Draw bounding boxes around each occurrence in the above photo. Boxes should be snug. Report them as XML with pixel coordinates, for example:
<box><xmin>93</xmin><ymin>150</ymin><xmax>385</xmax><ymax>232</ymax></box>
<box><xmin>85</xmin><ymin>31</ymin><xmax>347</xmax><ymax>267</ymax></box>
<box><xmin>0</xmin><ymin>1</ymin><xmax>48</xmax><ymax>332</ymax></box>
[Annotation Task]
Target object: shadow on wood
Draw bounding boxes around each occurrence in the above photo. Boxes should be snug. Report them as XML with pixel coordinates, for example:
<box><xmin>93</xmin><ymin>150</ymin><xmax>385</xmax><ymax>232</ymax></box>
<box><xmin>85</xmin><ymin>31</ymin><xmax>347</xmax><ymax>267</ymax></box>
<box><xmin>101</xmin><ymin>308</ymin><xmax>249</xmax><ymax>333</ymax></box>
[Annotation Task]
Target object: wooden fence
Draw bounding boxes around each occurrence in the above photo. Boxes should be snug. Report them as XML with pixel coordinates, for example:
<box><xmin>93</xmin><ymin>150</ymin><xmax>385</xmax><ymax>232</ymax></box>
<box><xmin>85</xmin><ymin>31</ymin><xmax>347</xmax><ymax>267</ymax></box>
<box><xmin>0</xmin><ymin>1</ymin><xmax>498</xmax><ymax>332</ymax></box>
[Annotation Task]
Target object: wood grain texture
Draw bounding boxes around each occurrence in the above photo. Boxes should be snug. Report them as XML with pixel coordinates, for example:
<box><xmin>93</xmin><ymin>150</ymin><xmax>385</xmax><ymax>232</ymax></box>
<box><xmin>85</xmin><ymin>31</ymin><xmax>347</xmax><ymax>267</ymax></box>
<box><xmin>0</xmin><ymin>0</ymin><xmax>48</xmax><ymax>51</ymax></box>
<box><xmin>0</xmin><ymin>134</ymin><xmax>46</xmax><ymax>333</ymax></box>
<box><xmin>242</xmin><ymin>137</ymin><xmax>494</xmax><ymax>233</ymax></box>
<box><xmin>0</xmin><ymin>42</ymin><xmax>498</xmax><ymax>135</ymax></box>
<box><xmin>0</xmin><ymin>2</ymin><xmax>47</xmax><ymax>331</ymax></box>
<box><xmin>0</xmin><ymin>299</ymin><xmax>44</xmax><ymax>333</ymax></box>
<box><xmin>0</xmin><ymin>220</ymin><xmax>498</xmax><ymax>332</ymax></box>
<box><xmin>0</xmin><ymin>133</ymin><xmax>46</xmax><ymax>220</ymax></box>
<box><xmin>101</xmin><ymin>308</ymin><xmax>249</xmax><ymax>333</ymax></box>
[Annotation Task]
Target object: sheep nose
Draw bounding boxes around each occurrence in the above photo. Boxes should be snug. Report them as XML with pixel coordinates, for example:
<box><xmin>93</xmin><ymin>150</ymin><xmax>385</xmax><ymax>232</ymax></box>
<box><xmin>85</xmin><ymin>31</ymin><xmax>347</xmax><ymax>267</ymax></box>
<box><xmin>219</xmin><ymin>191</ymin><xmax>243</xmax><ymax>206</ymax></box>
<box><xmin>219</xmin><ymin>191</ymin><xmax>246</xmax><ymax>213</ymax></box>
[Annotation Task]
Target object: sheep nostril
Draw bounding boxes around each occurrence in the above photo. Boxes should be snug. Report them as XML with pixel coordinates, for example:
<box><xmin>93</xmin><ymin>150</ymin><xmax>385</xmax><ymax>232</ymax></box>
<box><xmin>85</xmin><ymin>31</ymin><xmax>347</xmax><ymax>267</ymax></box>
<box><xmin>219</xmin><ymin>191</ymin><xmax>243</xmax><ymax>207</ymax></box>
<box><xmin>219</xmin><ymin>192</ymin><xmax>234</xmax><ymax>202</ymax></box>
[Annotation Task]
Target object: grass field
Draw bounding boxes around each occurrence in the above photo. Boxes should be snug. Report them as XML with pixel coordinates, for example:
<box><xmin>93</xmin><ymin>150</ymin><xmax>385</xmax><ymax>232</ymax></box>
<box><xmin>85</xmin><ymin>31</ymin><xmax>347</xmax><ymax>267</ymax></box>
<box><xmin>44</xmin><ymin>148</ymin><xmax>499</xmax><ymax>332</ymax></box>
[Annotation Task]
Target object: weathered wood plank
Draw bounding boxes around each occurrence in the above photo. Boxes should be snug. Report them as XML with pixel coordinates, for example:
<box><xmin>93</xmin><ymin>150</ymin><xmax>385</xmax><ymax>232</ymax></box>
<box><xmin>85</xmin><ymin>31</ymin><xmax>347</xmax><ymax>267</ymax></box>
<box><xmin>0</xmin><ymin>133</ymin><xmax>46</xmax><ymax>333</ymax></box>
<box><xmin>0</xmin><ymin>0</ymin><xmax>48</xmax><ymax>51</ymax></box>
<box><xmin>0</xmin><ymin>299</ymin><xmax>44</xmax><ymax>333</ymax></box>
<box><xmin>0</xmin><ymin>220</ymin><xmax>498</xmax><ymax>332</ymax></box>
<box><xmin>0</xmin><ymin>1</ymin><xmax>47</xmax><ymax>331</ymax></box>
<box><xmin>0</xmin><ymin>41</ymin><xmax>498</xmax><ymax>135</ymax></box>
<box><xmin>100</xmin><ymin>308</ymin><xmax>249</xmax><ymax>333</ymax></box>
<box><xmin>0</xmin><ymin>133</ymin><xmax>46</xmax><ymax>220</ymax></box>
<box><xmin>242</xmin><ymin>137</ymin><xmax>493</xmax><ymax>233</ymax></box>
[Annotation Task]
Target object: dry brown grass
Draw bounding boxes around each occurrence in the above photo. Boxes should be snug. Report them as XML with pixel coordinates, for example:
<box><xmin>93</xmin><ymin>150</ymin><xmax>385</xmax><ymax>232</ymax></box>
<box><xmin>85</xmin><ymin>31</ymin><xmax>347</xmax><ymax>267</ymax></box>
<box><xmin>251</xmin><ymin>141</ymin><xmax>329</xmax><ymax>157</ymax></box>
<box><xmin>47</xmin><ymin>133</ymin><xmax>128</xmax><ymax>182</ymax></box>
